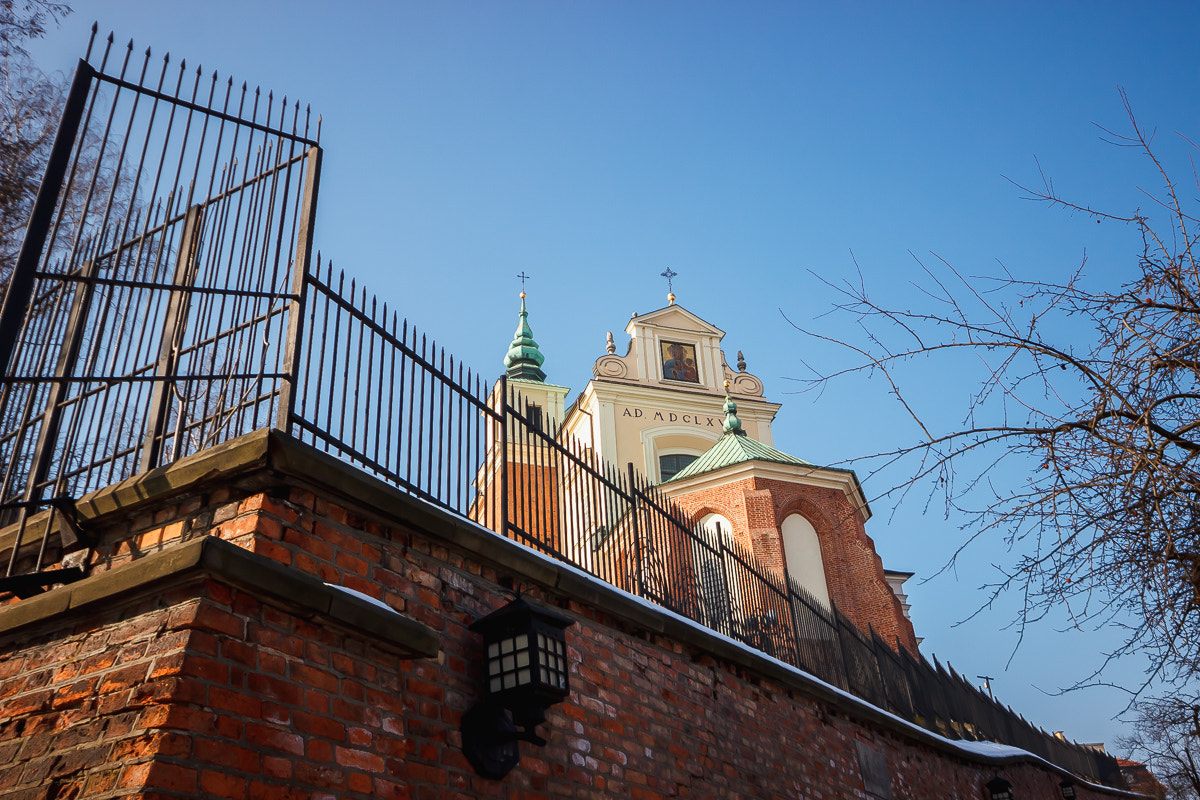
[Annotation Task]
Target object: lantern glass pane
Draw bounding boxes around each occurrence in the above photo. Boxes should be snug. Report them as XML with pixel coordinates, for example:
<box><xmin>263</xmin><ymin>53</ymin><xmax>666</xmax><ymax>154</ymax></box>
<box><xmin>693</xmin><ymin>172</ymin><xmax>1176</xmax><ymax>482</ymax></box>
<box><xmin>488</xmin><ymin>658</ymin><xmax>501</xmax><ymax>677</ymax></box>
<box><xmin>488</xmin><ymin>643</ymin><xmax>499</xmax><ymax>658</ymax></box>
<box><xmin>516</xmin><ymin>651</ymin><xmax>529</xmax><ymax>668</ymax></box>
<box><xmin>490</xmin><ymin>677</ymin><xmax>502</xmax><ymax>692</ymax></box>
<box><xmin>515</xmin><ymin>634</ymin><xmax>528</xmax><ymax>650</ymax></box>
<box><xmin>517</xmin><ymin>668</ymin><xmax>530</xmax><ymax>685</ymax></box>
<box><xmin>501</xmin><ymin>637</ymin><xmax>514</xmax><ymax>654</ymax></box>
<box><xmin>503</xmin><ymin>673</ymin><xmax>516</xmax><ymax>689</ymax></box>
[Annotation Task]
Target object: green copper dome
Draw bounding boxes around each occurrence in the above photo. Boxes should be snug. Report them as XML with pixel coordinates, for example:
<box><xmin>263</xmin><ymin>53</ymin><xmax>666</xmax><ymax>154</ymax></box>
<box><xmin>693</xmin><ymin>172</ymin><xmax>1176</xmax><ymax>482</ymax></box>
<box><xmin>503</xmin><ymin>292</ymin><xmax>546</xmax><ymax>382</ymax></box>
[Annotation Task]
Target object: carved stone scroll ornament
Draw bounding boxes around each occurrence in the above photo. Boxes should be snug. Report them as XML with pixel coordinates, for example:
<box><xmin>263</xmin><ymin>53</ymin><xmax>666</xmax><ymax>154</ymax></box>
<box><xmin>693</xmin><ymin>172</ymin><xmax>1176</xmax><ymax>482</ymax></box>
<box><xmin>593</xmin><ymin>355</ymin><xmax>628</xmax><ymax>379</ymax></box>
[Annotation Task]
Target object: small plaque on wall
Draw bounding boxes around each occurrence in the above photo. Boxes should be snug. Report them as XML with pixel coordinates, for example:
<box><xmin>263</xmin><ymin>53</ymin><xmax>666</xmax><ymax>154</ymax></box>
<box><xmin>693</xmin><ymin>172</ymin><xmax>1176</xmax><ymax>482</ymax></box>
<box><xmin>855</xmin><ymin>741</ymin><xmax>894</xmax><ymax>800</ymax></box>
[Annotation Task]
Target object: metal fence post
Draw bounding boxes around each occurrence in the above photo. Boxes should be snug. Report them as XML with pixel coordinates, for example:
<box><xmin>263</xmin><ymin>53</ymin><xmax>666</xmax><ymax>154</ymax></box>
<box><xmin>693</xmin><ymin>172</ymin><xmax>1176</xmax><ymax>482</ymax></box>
<box><xmin>275</xmin><ymin>145</ymin><xmax>323</xmax><ymax>433</ymax></box>
<box><xmin>627</xmin><ymin>462</ymin><xmax>645</xmax><ymax>598</ymax></box>
<box><xmin>0</xmin><ymin>59</ymin><xmax>92</xmax><ymax>379</ymax></box>
<box><xmin>0</xmin><ymin>59</ymin><xmax>94</xmax><ymax>379</ymax></box>
<box><xmin>139</xmin><ymin>204</ymin><xmax>204</xmax><ymax>472</ymax></box>
<box><xmin>499</xmin><ymin>375</ymin><xmax>509</xmax><ymax>537</ymax></box>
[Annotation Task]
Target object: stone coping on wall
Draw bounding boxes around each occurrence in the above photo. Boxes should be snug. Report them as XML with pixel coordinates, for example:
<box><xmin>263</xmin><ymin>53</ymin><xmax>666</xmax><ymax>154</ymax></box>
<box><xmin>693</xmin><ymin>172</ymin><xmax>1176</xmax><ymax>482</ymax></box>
<box><xmin>0</xmin><ymin>429</ymin><xmax>1139</xmax><ymax>793</ymax></box>
<box><xmin>0</xmin><ymin>532</ymin><xmax>439</xmax><ymax>659</ymax></box>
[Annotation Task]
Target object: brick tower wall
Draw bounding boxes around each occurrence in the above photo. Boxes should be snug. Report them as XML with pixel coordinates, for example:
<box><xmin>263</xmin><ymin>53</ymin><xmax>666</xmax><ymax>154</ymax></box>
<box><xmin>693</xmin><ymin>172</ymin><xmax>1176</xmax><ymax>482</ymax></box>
<box><xmin>661</xmin><ymin>474</ymin><xmax>919</xmax><ymax>652</ymax></box>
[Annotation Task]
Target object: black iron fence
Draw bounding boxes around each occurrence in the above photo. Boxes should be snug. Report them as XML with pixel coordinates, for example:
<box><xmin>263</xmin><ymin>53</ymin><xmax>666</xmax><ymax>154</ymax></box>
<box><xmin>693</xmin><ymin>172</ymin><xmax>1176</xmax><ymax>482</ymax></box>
<box><xmin>0</xmin><ymin>29</ymin><xmax>318</xmax><ymax>588</ymax></box>
<box><xmin>0</xmin><ymin>30</ymin><xmax>1119</xmax><ymax>786</ymax></box>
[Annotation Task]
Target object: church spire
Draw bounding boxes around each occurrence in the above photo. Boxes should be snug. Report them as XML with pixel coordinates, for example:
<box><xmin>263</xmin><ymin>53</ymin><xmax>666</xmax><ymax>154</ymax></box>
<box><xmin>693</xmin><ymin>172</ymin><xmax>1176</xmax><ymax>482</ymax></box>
<box><xmin>503</xmin><ymin>291</ymin><xmax>547</xmax><ymax>382</ymax></box>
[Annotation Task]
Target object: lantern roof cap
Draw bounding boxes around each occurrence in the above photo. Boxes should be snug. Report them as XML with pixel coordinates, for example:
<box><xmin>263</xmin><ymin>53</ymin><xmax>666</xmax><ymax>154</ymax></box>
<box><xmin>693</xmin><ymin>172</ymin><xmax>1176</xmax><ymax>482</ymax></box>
<box><xmin>469</xmin><ymin>596</ymin><xmax>573</xmax><ymax>636</ymax></box>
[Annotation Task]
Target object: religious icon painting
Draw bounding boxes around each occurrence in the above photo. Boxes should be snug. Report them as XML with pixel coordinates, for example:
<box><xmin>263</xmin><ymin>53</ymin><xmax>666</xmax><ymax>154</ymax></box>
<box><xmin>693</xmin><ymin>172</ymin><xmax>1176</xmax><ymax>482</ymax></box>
<box><xmin>660</xmin><ymin>340</ymin><xmax>700</xmax><ymax>383</ymax></box>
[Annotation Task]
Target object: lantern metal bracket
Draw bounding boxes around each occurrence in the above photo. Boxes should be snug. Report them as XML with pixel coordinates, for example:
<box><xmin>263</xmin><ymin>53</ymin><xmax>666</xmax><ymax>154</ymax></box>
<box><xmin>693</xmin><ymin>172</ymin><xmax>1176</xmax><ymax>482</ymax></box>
<box><xmin>461</xmin><ymin>701</ymin><xmax>548</xmax><ymax>779</ymax></box>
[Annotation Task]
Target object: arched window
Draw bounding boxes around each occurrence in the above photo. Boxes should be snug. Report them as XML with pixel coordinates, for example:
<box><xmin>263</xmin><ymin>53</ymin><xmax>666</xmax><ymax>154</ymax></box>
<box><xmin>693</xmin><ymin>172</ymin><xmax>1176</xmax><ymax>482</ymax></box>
<box><xmin>695</xmin><ymin>512</ymin><xmax>735</xmax><ymax>629</ymax></box>
<box><xmin>781</xmin><ymin>514</ymin><xmax>831</xmax><ymax>609</ymax></box>
<box><xmin>698</xmin><ymin>512</ymin><xmax>733</xmax><ymax>542</ymax></box>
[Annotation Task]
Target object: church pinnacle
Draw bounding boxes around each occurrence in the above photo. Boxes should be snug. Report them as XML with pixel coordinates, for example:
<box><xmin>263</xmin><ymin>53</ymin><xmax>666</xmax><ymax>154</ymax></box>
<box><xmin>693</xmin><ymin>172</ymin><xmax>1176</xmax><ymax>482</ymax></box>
<box><xmin>722</xmin><ymin>381</ymin><xmax>745</xmax><ymax>435</ymax></box>
<box><xmin>503</xmin><ymin>291</ymin><xmax>547</xmax><ymax>382</ymax></box>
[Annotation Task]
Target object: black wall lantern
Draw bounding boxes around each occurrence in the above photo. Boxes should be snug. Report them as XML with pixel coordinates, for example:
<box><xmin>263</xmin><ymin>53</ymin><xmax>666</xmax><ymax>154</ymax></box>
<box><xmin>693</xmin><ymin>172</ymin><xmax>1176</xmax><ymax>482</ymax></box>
<box><xmin>461</xmin><ymin>596</ymin><xmax>574</xmax><ymax>779</ymax></box>
<box><xmin>985</xmin><ymin>777</ymin><xmax>1014</xmax><ymax>800</ymax></box>
<box><xmin>1059</xmin><ymin>780</ymin><xmax>1077</xmax><ymax>799</ymax></box>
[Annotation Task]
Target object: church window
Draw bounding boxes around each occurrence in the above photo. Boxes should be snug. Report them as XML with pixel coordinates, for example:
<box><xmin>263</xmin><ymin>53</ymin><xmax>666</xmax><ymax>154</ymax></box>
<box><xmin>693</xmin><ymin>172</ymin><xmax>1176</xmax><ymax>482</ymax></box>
<box><xmin>781</xmin><ymin>514</ymin><xmax>831</xmax><ymax>609</ymax></box>
<box><xmin>524</xmin><ymin>402</ymin><xmax>543</xmax><ymax>432</ymax></box>
<box><xmin>696</xmin><ymin>513</ymin><xmax>734</xmax><ymax>629</ymax></box>
<box><xmin>658</xmin><ymin>453</ymin><xmax>698</xmax><ymax>481</ymax></box>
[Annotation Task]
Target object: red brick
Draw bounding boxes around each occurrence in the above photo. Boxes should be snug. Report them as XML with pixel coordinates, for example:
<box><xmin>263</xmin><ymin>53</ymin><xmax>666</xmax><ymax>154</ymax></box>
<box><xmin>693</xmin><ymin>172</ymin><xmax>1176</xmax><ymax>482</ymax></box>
<box><xmin>335</xmin><ymin>746</ymin><xmax>384</xmax><ymax>772</ymax></box>
<box><xmin>199</xmin><ymin>768</ymin><xmax>248</xmax><ymax>797</ymax></box>
<box><xmin>143</xmin><ymin>761</ymin><xmax>198</xmax><ymax>793</ymax></box>
<box><xmin>293</xmin><ymin>710</ymin><xmax>345</xmax><ymax>741</ymax></box>
<box><xmin>194</xmin><ymin>738</ymin><xmax>260</xmax><ymax>772</ymax></box>
<box><xmin>179</xmin><ymin>654</ymin><xmax>228</xmax><ymax>683</ymax></box>
<box><xmin>246</xmin><ymin>722</ymin><xmax>305</xmax><ymax>756</ymax></box>
<box><xmin>208</xmin><ymin>686</ymin><xmax>261</xmax><ymax>717</ymax></box>
<box><xmin>293</xmin><ymin>762</ymin><xmax>345</xmax><ymax>790</ymax></box>
<box><xmin>189</xmin><ymin>604</ymin><xmax>245</xmax><ymax>638</ymax></box>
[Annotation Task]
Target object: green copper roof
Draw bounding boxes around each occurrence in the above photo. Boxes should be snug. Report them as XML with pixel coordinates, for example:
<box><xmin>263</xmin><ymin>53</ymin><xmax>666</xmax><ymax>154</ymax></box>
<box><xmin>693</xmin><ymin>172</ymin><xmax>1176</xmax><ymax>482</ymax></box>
<box><xmin>666</xmin><ymin>392</ymin><xmax>810</xmax><ymax>483</ymax></box>
<box><xmin>504</xmin><ymin>292</ymin><xmax>546</xmax><ymax>382</ymax></box>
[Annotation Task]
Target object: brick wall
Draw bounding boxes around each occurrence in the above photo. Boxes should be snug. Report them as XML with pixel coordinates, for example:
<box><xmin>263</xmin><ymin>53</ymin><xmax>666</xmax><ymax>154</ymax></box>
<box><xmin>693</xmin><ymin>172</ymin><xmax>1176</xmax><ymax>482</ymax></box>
<box><xmin>0</xmin><ymin>431</ymin><xmax>1128</xmax><ymax>799</ymax></box>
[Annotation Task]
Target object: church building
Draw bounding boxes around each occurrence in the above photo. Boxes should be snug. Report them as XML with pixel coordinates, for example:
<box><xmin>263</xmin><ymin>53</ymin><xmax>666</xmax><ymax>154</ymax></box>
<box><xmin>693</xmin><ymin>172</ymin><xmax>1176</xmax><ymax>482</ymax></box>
<box><xmin>500</xmin><ymin>288</ymin><xmax>919</xmax><ymax>653</ymax></box>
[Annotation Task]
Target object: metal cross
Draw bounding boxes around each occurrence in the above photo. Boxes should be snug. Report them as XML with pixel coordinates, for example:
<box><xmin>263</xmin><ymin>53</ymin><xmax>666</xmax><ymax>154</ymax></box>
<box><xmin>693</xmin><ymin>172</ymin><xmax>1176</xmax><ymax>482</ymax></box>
<box><xmin>660</xmin><ymin>267</ymin><xmax>677</xmax><ymax>293</ymax></box>
<box><xmin>517</xmin><ymin>271</ymin><xmax>530</xmax><ymax>291</ymax></box>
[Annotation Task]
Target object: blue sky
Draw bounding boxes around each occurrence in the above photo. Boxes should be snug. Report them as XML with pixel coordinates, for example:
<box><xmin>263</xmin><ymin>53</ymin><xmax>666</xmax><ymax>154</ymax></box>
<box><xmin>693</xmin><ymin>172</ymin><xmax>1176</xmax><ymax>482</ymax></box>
<box><xmin>27</xmin><ymin>0</ymin><xmax>1200</xmax><ymax>750</ymax></box>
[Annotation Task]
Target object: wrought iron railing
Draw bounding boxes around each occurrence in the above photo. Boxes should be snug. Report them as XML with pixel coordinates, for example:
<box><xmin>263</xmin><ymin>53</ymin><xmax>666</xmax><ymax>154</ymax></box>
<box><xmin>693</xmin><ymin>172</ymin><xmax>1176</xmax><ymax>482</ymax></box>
<box><xmin>0</xmin><ymin>29</ymin><xmax>1119</xmax><ymax>786</ymax></box>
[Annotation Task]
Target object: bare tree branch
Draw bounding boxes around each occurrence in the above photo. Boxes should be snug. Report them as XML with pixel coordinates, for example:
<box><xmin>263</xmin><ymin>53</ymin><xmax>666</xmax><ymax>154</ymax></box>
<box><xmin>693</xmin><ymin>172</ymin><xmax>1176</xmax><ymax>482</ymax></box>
<box><xmin>795</xmin><ymin>96</ymin><xmax>1200</xmax><ymax>693</ymax></box>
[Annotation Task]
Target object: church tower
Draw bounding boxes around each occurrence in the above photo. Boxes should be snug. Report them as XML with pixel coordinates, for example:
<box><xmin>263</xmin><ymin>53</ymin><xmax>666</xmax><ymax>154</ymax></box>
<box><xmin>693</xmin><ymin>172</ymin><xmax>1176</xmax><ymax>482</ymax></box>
<box><xmin>479</xmin><ymin>286</ymin><xmax>917</xmax><ymax>653</ymax></box>
<box><xmin>558</xmin><ymin>288</ymin><xmax>917</xmax><ymax>653</ymax></box>
<box><xmin>502</xmin><ymin>290</ymin><xmax>570</xmax><ymax>429</ymax></box>
<box><xmin>473</xmin><ymin>292</ymin><xmax>571</xmax><ymax>553</ymax></box>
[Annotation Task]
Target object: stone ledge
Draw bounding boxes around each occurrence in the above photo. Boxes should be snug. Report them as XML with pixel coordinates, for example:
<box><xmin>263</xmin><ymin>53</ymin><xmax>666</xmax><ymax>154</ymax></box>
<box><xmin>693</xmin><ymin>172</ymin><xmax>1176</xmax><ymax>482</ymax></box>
<box><xmin>0</xmin><ymin>534</ymin><xmax>439</xmax><ymax>659</ymax></box>
<box><xmin>0</xmin><ymin>429</ymin><xmax>277</xmax><ymax>560</ymax></box>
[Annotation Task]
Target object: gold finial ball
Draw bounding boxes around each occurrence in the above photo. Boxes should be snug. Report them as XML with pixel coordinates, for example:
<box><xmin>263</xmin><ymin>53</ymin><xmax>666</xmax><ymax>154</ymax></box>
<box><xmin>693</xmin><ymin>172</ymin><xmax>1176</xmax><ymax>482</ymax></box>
<box><xmin>723</xmin><ymin>380</ymin><xmax>730</xmax><ymax>390</ymax></box>
<box><xmin>667</xmin><ymin>292</ymin><xmax>676</xmax><ymax>305</ymax></box>
<box><xmin>520</xmin><ymin>291</ymin><xmax>526</xmax><ymax>299</ymax></box>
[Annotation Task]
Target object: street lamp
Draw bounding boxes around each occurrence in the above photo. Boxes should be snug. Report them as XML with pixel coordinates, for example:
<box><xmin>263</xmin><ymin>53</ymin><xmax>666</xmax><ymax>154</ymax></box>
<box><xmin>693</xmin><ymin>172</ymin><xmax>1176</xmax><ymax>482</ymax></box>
<box><xmin>460</xmin><ymin>596</ymin><xmax>574</xmax><ymax>779</ymax></box>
